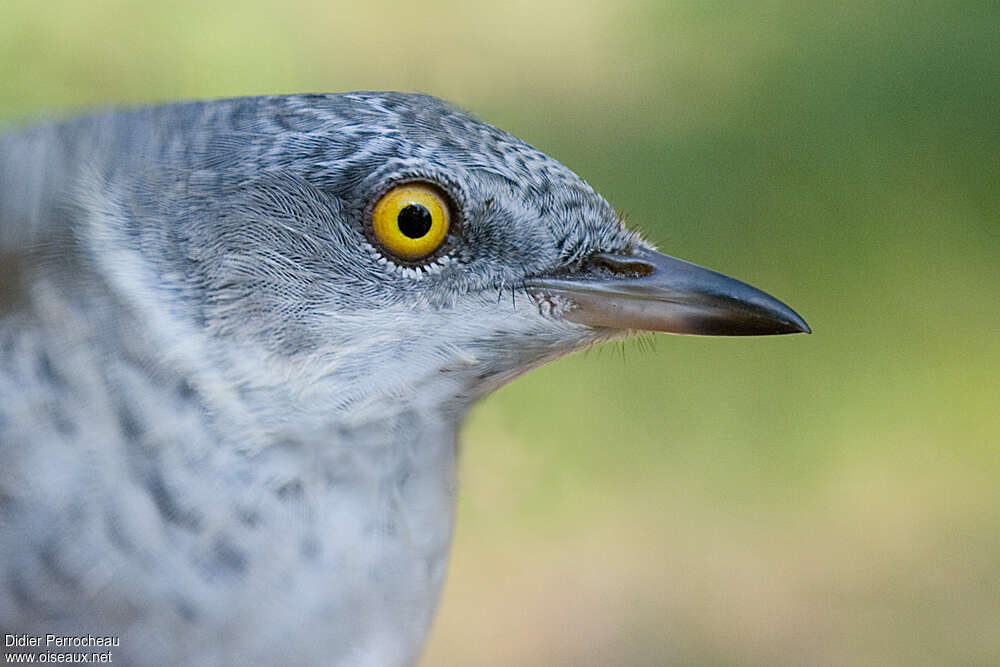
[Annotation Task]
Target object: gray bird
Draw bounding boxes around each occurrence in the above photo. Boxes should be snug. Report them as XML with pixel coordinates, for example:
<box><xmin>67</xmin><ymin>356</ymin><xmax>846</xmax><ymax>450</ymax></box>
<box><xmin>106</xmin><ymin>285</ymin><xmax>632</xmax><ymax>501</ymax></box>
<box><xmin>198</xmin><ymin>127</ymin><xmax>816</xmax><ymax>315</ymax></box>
<box><xmin>0</xmin><ymin>93</ymin><xmax>808</xmax><ymax>666</ymax></box>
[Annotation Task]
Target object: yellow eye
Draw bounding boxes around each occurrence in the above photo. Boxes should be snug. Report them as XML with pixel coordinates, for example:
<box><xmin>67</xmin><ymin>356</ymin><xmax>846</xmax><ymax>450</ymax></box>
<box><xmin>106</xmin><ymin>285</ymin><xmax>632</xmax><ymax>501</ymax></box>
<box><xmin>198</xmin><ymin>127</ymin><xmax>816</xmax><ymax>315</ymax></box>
<box><xmin>371</xmin><ymin>183</ymin><xmax>451</xmax><ymax>262</ymax></box>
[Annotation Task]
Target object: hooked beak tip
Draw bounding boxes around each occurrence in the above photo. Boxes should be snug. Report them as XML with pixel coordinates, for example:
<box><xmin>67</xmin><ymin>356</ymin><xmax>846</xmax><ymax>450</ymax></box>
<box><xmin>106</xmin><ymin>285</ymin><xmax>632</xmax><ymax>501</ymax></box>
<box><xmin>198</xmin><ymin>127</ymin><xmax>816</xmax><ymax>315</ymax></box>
<box><xmin>526</xmin><ymin>249</ymin><xmax>811</xmax><ymax>337</ymax></box>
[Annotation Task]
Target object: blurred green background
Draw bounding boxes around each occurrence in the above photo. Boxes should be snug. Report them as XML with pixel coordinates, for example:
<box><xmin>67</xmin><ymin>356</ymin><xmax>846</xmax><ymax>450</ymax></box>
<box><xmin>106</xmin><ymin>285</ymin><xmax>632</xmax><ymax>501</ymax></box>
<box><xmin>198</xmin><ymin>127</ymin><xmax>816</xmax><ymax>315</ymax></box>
<box><xmin>2</xmin><ymin>1</ymin><xmax>997</xmax><ymax>664</ymax></box>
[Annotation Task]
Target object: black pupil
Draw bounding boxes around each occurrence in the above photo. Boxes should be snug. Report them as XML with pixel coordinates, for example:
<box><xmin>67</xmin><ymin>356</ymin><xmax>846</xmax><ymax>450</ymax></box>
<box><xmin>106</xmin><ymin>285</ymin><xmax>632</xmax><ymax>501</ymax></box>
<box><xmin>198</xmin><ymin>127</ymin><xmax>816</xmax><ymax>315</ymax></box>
<box><xmin>397</xmin><ymin>204</ymin><xmax>433</xmax><ymax>239</ymax></box>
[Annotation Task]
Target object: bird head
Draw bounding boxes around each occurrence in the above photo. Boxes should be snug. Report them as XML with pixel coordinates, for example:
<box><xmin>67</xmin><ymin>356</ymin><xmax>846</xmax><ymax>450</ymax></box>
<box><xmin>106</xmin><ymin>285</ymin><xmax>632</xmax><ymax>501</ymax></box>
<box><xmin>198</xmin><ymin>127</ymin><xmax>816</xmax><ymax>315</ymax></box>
<box><xmin>86</xmin><ymin>92</ymin><xmax>807</xmax><ymax>432</ymax></box>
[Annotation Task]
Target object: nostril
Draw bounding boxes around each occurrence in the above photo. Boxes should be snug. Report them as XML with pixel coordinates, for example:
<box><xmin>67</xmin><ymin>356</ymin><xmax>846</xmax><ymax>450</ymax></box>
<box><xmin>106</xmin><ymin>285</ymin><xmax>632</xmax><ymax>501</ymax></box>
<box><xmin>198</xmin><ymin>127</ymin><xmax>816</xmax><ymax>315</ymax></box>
<box><xmin>586</xmin><ymin>253</ymin><xmax>655</xmax><ymax>278</ymax></box>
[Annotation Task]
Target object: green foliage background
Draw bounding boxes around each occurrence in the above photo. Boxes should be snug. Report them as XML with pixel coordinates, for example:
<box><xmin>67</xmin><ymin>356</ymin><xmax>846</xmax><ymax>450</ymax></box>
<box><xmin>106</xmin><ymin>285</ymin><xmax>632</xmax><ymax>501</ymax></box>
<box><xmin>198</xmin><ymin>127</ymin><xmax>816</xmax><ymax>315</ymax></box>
<box><xmin>3</xmin><ymin>2</ymin><xmax>997</xmax><ymax>664</ymax></box>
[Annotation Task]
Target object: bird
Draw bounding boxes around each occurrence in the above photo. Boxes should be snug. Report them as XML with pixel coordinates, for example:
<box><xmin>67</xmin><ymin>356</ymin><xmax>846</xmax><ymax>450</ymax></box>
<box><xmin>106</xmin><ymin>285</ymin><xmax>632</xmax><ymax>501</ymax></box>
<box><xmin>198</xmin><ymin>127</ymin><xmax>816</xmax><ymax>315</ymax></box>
<box><xmin>0</xmin><ymin>92</ymin><xmax>809</xmax><ymax>666</ymax></box>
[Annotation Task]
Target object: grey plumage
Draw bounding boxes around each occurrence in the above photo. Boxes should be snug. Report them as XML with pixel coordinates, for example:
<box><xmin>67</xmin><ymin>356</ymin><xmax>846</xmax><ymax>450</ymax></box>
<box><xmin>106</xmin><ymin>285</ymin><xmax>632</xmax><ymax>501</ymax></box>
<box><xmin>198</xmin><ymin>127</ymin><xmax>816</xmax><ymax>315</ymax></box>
<box><xmin>0</xmin><ymin>92</ymin><xmax>807</xmax><ymax>665</ymax></box>
<box><xmin>0</xmin><ymin>93</ymin><xmax>639</xmax><ymax>665</ymax></box>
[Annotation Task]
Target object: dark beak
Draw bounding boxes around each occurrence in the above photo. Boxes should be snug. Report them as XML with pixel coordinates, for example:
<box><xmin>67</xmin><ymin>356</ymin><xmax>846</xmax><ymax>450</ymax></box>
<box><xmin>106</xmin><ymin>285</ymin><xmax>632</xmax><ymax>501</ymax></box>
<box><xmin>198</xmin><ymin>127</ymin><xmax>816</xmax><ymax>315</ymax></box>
<box><xmin>525</xmin><ymin>248</ymin><xmax>810</xmax><ymax>336</ymax></box>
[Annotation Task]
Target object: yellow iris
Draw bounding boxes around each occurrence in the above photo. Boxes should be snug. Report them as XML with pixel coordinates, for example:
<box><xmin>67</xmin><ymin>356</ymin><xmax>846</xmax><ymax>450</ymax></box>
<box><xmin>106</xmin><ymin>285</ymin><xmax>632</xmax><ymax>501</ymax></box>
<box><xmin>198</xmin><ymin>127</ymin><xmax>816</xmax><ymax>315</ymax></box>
<box><xmin>371</xmin><ymin>183</ymin><xmax>450</xmax><ymax>262</ymax></box>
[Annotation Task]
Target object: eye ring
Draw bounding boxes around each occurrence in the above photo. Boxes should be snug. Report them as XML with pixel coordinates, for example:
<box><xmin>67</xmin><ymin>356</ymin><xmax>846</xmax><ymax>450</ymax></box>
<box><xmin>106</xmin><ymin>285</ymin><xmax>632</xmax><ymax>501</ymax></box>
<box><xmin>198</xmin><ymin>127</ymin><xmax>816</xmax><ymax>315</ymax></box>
<box><xmin>369</xmin><ymin>182</ymin><xmax>453</xmax><ymax>263</ymax></box>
